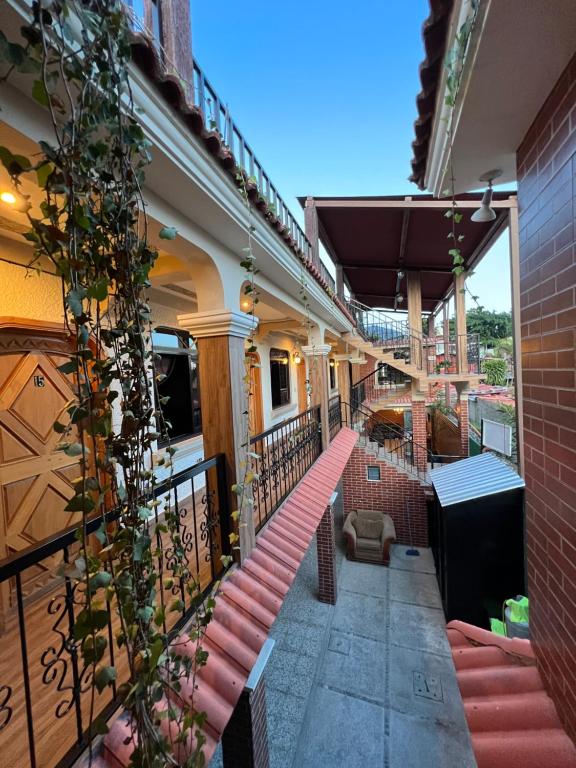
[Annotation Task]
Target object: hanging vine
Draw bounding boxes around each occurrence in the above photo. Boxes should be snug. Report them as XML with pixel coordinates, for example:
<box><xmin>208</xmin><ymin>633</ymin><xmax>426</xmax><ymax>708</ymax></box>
<box><xmin>228</xmin><ymin>168</ymin><xmax>260</xmax><ymax>560</ymax></box>
<box><xmin>0</xmin><ymin>2</ymin><xmax>211</xmax><ymax>765</ymax></box>
<box><xmin>443</xmin><ymin>1</ymin><xmax>479</xmax><ymax>276</ymax></box>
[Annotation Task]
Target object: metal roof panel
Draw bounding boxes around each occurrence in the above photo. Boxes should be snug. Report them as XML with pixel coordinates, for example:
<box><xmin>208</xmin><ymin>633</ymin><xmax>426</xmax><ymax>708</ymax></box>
<box><xmin>430</xmin><ymin>452</ymin><xmax>525</xmax><ymax>507</ymax></box>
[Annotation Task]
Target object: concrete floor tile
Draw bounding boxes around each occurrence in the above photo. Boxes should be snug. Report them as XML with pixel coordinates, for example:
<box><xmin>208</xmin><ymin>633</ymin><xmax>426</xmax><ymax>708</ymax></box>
<box><xmin>339</xmin><ymin>556</ymin><xmax>390</xmax><ymax>597</ymax></box>
<box><xmin>294</xmin><ymin>685</ymin><xmax>386</xmax><ymax>768</ymax></box>
<box><xmin>389</xmin><ymin>710</ymin><xmax>477</xmax><ymax>768</ymax></box>
<box><xmin>390</xmin><ymin>568</ymin><xmax>443</xmax><ymax>609</ymax></box>
<box><xmin>390</xmin><ymin>544</ymin><xmax>436</xmax><ymax>573</ymax></box>
<box><xmin>332</xmin><ymin>589</ymin><xmax>388</xmax><ymax>641</ymax></box>
<box><xmin>389</xmin><ymin>601</ymin><xmax>451</xmax><ymax>657</ymax></box>
<box><xmin>320</xmin><ymin>629</ymin><xmax>387</xmax><ymax>704</ymax></box>
<box><xmin>388</xmin><ymin>644</ymin><xmax>469</xmax><ymax>728</ymax></box>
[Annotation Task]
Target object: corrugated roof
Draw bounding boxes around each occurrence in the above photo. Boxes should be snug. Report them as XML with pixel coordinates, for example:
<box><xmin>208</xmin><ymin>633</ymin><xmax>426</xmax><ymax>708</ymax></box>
<box><xmin>103</xmin><ymin>427</ymin><xmax>358</xmax><ymax>767</ymax></box>
<box><xmin>447</xmin><ymin>620</ymin><xmax>576</xmax><ymax>768</ymax></box>
<box><xmin>430</xmin><ymin>452</ymin><xmax>524</xmax><ymax>507</ymax></box>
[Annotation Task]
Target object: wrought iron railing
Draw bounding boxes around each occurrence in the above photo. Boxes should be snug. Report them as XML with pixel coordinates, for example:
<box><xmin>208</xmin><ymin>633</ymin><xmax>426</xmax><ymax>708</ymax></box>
<box><xmin>0</xmin><ymin>454</ymin><xmax>230</xmax><ymax>768</ymax></box>
<box><xmin>250</xmin><ymin>406</ymin><xmax>322</xmax><ymax>533</ymax></box>
<box><xmin>127</xmin><ymin>4</ymin><xmax>336</xmax><ymax>297</ymax></box>
<box><xmin>328</xmin><ymin>395</ymin><xmax>342</xmax><ymax>441</ymax></box>
<box><xmin>424</xmin><ymin>333</ymin><xmax>481</xmax><ymax>375</ymax></box>
<box><xmin>351</xmin><ymin>364</ymin><xmax>411</xmax><ymax>409</ymax></box>
<box><xmin>342</xmin><ymin>401</ymin><xmax>461</xmax><ymax>482</ymax></box>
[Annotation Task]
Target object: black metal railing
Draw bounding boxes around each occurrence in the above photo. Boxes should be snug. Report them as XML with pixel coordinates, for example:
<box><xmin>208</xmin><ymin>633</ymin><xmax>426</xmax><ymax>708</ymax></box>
<box><xmin>328</xmin><ymin>395</ymin><xmax>342</xmax><ymax>441</ymax></box>
<box><xmin>250</xmin><ymin>406</ymin><xmax>322</xmax><ymax>533</ymax></box>
<box><xmin>351</xmin><ymin>364</ymin><xmax>411</xmax><ymax>409</ymax></box>
<box><xmin>126</xmin><ymin>5</ymin><xmax>336</xmax><ymax>298</ymax></box>
<box><xmin>424</xmin><ymin>332</ymin><xmax>481</xmax><ymax>376</ymax></box>
<box><xmin>0</xmin><ymin>454</ymin><xmax>229</xmax><ymax>768</ymax></box>
<box><xmin>342</xmin><ymin>401</ymin><xmax>461</xmax><ymax>482</ymax></box>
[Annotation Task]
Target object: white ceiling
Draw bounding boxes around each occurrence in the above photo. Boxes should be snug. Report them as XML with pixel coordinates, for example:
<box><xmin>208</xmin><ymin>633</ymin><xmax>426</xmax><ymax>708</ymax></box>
<box><xmin>429</xmin><ymin>0</ymin><xmax>576</xmax><ymax>194</ymax></box>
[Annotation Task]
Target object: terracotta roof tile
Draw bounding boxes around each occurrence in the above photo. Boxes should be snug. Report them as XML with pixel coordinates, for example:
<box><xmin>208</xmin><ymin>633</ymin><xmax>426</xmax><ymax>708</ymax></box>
<box><xmin>447</xmin><ymin>619</ymin><xmax>576</xmax><ymax>768</ymax></box>
<box><xmin>103</xmin><ymin>428</ymin><xmax>358</xmax><ymax>767</ymax></box>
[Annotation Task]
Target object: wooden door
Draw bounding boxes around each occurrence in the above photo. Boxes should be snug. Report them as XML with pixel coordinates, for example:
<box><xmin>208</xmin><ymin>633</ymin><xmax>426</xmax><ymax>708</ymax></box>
<box><xmin>0</xmin><ymin>319</ymin><xmax>81</xmax><ymax>612</ymax></box>
<box><xmin>247</xmin><ymin>352</ymin><xmax>264</xmax><ymax>436</ymax></box>
<box><xmin>297</xmin><ymin>359</ymin><xmax>308</xmax><ymax>412</ymax></box>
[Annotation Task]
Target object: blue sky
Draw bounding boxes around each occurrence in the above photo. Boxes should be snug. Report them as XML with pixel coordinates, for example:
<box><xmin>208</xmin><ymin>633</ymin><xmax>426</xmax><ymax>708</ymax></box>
<box><xmin>191</xmin><ymin>1</ymin><xmax>511</xmax><ymax>313</ymax></box>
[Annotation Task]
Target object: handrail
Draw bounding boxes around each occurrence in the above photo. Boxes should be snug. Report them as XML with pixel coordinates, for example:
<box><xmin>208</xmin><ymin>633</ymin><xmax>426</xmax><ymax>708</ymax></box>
<box><xmin>127</xmin><ymin>7</ymin><xmax>335</xmax><ymax>297</ymax></box>
<box><xmin>250</xmin><ymin>405</ymin><xmax>322</xmax><ymax>532</ymax></box>
<box><xmin>341</xmin><ymin>400</ymin><xmax>462</xmax><ymax>480</ymax></box>
<box><xmin>0</xmin><ymin>452</ymin><xmax>230</xmax><ymax>768</ymax></box>
<box><xmin>0</xmin><ymin>453</ymin><xmax>228</xmax><ymax>581</ymax></box>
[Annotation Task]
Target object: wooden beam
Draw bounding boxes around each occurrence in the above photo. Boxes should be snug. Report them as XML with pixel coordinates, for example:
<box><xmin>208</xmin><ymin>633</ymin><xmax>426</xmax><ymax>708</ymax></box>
<box><xmin>397</xmin><ymin>207</ymin><xmax>411</xmax><ymax>266</ymax></box>
<box><xmin>344</xmin><ymin>264</ymin><xmax>454</xmax><ymax>273</ymax></box>
<box><xmin>313</xmin><ymin>198</ymin><xmax>517</xmax><ymax>210</ymax></box>
<box><xmin>508</xmin><ymin>203</ymin><xmax>524</xmax><ymax>478</ymax></box>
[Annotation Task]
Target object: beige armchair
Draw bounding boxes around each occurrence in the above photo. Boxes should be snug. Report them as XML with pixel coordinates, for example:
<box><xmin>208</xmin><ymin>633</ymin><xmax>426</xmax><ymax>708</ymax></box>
<box><xmin>343</xmin><ymin>510</ymin><xmax>396</xmax><ymax>566</ymax></box>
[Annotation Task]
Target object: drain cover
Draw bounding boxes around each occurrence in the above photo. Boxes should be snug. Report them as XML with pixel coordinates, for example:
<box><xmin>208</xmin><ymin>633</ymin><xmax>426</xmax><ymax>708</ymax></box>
<box><xmin>328</xmin><ymin>632</ymin><xmax>351</xmax><ymax>656</ymax></box>
<box><xmin>413</xmin><ymin>671</ymin><xmax>443</xmax><ymax>702</ymax></box>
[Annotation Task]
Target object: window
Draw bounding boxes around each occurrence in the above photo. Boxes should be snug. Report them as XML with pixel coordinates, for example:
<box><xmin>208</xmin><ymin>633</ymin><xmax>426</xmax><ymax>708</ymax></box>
<box><xmin>376</xmin><ymin>364</ymin><xmax>387</xmax><ymax>387</ymax></box>
<box><xmin>153</xmin><ymin>328</ymin><xmax>201</xmax><ymax>444</ymax></box>
<box><xmin>270</xmin><ymin>348</ymin><xmax>290</xmax><ymax>407</ymax></box>
<box><xmin>367</xmin><ymin>466</ymin><xmax>381</xmax><ymax>481</ymax></box>
<box><xmin>329</xmin><ymin>359</ymin><xmax>336</xmax><ymax>390</ymax></box>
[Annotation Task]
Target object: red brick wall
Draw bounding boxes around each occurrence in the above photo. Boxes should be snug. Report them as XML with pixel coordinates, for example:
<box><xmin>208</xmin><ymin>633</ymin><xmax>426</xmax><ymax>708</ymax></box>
<box><xmin>516</xmin><ymin>53</ymin><xmax>576</xmax><ymax>738</ymax></box>
<box><xmin>342</xmin><ymin>445</ymin><xmax>429</xmax><ymax>547</ymax></box>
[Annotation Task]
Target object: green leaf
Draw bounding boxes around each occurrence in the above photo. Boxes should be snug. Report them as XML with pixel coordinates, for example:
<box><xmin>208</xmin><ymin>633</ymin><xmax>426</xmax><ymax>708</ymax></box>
<box><xmin>149</xmin><ymin>637</ymin><xmax>164</xmax><ymax>670</ymax></box>
<box><xmin>94</xmin><ymin>665</ymin><xmax>116</xmax><ymax>694</ymax></box>
<box><xmin>32</xmin><ymin>79</ymin><xmax>50</xmax><ymax>107</ymax></box>
<box><xmin>82</xmin><ymin>635</ymin><xmax>107</xmax><ymax>664</ymax></box>
<box><xmin>36</xmin><ymin>162</ymin><xmax>53</xmax><ymax>189</ymax></box>
<box><xmin>65</xmin><ymin>493</ymin><xmax>95</xmax><ymax>513</ymax></box>
<box><xmin>67</xmin><ymin>287</ymin><xmax>87</xmax><ymax>317</ymax></box>
<box><xmin>60</xmin><ymin>442</ymin><xmax>83</xmax><ymax>457</ymax></box>
<box><xmin>57</xmin><ymin>360</ymin><xmax>78</xmax><ymax>375</ymax></box>
<box><xmin>87</xmin><ymin>278</ymin><xmax>108</xmax><ymax>302</ymax></box>
<box><xmin>159</xmin><ymin>226</ymin><xmax>177</xmax><ymax>240</ymax></box>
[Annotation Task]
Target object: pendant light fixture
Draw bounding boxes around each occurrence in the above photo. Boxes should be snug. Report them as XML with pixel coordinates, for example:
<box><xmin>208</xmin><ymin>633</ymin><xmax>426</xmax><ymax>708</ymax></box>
<box><xmin>471</xmin><ymin>169</ymin><xmax>502</xmax><ymax>223</ymax></box>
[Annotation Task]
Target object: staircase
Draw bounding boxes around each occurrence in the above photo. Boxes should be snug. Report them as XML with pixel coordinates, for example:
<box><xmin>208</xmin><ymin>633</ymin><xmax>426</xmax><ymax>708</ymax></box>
<box><xmin>345</xmin><ymin>299</ymin><xmax>481</xmax><ymax>382</ymax></box>
<box><xmin>343</xmin><ymin>400</ymin><xmax>461</xmax><ymax>484</ymax></box>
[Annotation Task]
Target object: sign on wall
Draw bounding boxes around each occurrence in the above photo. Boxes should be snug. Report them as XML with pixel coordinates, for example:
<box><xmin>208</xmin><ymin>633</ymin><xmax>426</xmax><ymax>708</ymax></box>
<box><xmin>481</xmin><ymin>418</ymin><xmax>513</xmax><ymax>456</ymax></box>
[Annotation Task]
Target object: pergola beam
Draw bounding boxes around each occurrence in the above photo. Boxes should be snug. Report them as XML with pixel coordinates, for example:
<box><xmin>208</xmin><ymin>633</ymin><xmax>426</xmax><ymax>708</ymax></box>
<box><xmin>344</xmin><ymin>264</ymin><xmax>454</xmax><ymax>273</ymax></box>
<box><xmin>313</xmin><ymin>197</ymin><xmax>516</xmax><ymax>210</ymax></box>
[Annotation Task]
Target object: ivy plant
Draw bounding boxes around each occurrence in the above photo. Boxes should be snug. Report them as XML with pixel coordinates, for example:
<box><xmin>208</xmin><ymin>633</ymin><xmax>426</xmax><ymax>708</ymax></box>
<box><xmin>0</xmin><ymin>2</ymin><xmax>212</xmax><ymax>765</ymax></box>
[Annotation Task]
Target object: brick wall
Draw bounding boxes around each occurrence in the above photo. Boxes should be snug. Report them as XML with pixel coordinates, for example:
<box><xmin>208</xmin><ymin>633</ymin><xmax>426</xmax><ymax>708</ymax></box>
<box><xmin>342</xmin><ymin>445</ymin><xmax>429</xmax><ymax>548</ymax></box>
<box><xmin>516</xmin><ymin>53</ymin><xmax>576</xmax><ymax>738</ymax></box>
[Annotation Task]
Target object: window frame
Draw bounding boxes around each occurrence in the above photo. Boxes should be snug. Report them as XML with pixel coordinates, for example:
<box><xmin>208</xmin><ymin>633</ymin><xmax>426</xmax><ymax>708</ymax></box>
<box><xmin>153</xmin><ymin>327</ymin><xmax>201</xmax><ymax>445</ymax></box>
<box><xmin>269</xmin><ymin>348</ymin><xmax>291</xmax><ymax>409</ymax></box>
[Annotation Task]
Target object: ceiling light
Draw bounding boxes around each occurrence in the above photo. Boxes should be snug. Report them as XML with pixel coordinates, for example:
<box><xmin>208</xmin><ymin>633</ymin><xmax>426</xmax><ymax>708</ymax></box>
<box><xmin>293</xmin><ymin>352</ymin><xmax>302</xmax><ymax>365</ymax></box>
<box><xmin>396</xmin><ymin>293</ymin><xmax>404</xmax><ymax>304</ymax></box>
<box><xmin>0</xmin><ymin>191</ymin><xmax>17</xmax><ymax>205</ymax></box>
<box><xmin>471</xmin><ymin>170</ymin><xmax>502</xmax><ymax>223</ymax></box>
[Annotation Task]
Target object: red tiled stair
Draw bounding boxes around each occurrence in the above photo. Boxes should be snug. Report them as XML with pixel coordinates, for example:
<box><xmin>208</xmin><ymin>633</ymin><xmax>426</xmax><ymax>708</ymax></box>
<box><xmin>102</xmin><ymin>428</ymin><xmax>358</xmax><ymax>767</ymax></box>
<box><xmin>447</xmin><ymin>620</ymin><xmax>576</xmax><ymax>768</ymax></box>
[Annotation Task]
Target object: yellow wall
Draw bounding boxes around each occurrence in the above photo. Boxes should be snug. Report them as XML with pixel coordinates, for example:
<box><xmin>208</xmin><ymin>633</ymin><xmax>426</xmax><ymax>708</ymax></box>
<box><xmin>0</xmin><ymin>260</ymin><xmax>64</xmax><ymax>322</ymax></box>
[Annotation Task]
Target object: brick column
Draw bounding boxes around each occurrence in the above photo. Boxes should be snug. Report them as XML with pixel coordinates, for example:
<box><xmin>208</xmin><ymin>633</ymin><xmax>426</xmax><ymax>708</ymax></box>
<box><xmin>159</xmin><ymin>0</ymin><xmax>194</xmax><ymax>100</ymax></box>
<box><xmin>411</xmin><ymin>396</ymin><xmax>428</xmax><ymax>473</ymax></box>
<box><xmin>317</xmin><ymin>499</ymin><xmax>337</xmax><ymax>604</ymax></box>
<box><xmin>458</xmin><ymin>394</ymin><xmax>470</xmax><ymax>457</ymax></box>
<box><xmin>221</xmin><ymin>639</ymin><xmax>274</xmax><ymax>768</ymax></box>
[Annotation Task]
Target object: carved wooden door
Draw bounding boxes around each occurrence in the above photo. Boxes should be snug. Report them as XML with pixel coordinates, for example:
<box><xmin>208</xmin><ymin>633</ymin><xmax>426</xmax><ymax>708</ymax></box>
<box><xmin>0</xmin><ymin>320</ymin><xmax>81</xmax><ymax>613</ymax></box>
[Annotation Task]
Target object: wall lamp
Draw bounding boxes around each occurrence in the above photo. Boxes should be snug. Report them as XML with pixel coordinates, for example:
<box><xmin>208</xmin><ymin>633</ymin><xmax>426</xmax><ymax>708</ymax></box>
<box><xmin>471</xmin><ymin>169</ymin><xmax>502</xmax><ymax>223</ymax></box>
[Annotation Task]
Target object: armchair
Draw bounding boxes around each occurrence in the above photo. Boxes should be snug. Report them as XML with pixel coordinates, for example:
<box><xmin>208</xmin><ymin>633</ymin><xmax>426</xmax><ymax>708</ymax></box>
<box><xmin>343</xmin><ymin>509</ymin><xmax>396</xmax><ymax>566</ymax></box>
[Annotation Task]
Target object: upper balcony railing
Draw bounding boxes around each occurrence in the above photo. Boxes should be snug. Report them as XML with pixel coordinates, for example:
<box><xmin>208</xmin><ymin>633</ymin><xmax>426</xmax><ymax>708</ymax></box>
<box><xmin>127</xmin><ymin>3</ymin><xmax>336</xmax><ymax>297</ymax></box>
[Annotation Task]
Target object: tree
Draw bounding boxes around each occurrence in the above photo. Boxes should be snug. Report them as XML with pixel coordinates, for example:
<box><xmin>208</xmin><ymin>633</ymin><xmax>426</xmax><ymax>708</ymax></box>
<box><xmin>482</xmin><ymin>358</ymin><xmax>508</xmax><ymax>386</ymax></box>
<box><xmin>450</xmin><ymin>307</ymin><xmax>512</xmax><ymax>346</ymax></box>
